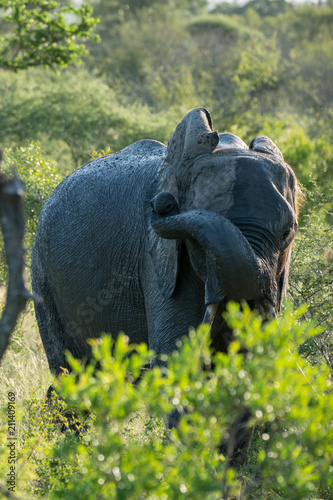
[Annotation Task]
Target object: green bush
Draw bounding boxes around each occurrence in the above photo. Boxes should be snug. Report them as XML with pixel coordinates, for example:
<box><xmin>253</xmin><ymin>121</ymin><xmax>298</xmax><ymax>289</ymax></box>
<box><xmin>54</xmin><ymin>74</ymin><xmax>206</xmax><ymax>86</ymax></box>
<box><xmin>0</xmin><ymin>144</ymin><xmax>63</xmax><ymax>281</ymax></box>
<box><xmin>0</xmin><ymin>68</ymin><xmax>181</xmax><ymax>170</ymax></box>
<box><xmin>1</xmin><ymin>305</ymin><xmax>332</xmax><ymax>499</ymax></box>
<box><xmin>289</xmin><ymin>185</ymin><xmax>333</xmax><ymax>367</ymax></box>
<box><xmin>188</xmin><ymin>14</ymin><xmax>256</xmax><ymax>38</ymax></box>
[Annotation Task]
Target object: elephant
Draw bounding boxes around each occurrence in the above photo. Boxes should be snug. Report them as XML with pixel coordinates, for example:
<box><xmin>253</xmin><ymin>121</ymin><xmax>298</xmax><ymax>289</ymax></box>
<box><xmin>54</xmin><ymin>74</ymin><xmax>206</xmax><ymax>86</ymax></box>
<box><xmin>31</xmin><ymin>108</ymin><xmax>299</xmax><ymax>377</ymax></box>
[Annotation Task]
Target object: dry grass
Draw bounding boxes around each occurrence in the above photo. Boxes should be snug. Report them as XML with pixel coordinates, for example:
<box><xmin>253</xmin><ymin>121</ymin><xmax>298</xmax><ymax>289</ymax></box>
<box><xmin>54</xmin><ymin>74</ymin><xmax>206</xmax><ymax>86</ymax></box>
<box><xmin>0</xmin><ymin>286</ymin><xmax>52</xmax><ymax>405</ymax></box>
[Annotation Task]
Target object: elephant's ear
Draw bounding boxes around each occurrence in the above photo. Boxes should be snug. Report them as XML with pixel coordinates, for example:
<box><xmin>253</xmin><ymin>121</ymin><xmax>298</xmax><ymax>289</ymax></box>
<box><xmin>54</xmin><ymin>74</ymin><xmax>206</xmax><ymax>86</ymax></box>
<box><xmin>217</xmin><ymin>133</ymin><xmax>248</xmax><ymax>150</ymax></box>
<box><xmin>164</xmin><ymin>108</ymin><xmax>219</xmax><ymax>166</ymax></box>
<box><xmin>249</xmin><ymin>135</ymin><xmax>283</xmax><ymax>160</ymax></box>
<box><xmin>149</xmin><ymin>235</ymin><xmax>180</xmax><ymax>299</ymax></box>
<box><xmin>160</xmin><ymin>108</ymin><xmax>219</xmax><ymax>196</ymax></box>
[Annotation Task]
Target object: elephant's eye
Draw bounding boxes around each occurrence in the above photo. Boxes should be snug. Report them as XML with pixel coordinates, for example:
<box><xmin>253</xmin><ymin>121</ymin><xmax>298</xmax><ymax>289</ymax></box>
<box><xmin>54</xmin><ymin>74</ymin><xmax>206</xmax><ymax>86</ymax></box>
<box><xmin>282</xmin><ymin>220</ymin><xmax>298</xmax><ymax>242</ymax></box>
<box><xmin>282</xmin><ymin>229</ymin><xmax>290</xmax><ymax>240</ymax></box>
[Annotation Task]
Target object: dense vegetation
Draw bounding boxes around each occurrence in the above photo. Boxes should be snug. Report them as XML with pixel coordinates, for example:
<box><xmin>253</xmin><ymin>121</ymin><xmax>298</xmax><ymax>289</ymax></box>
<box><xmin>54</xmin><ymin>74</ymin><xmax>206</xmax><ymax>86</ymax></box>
<box><xmin>0</xmin><ymin>0</ymin><xmax>332</xmax><ymax>498</ymax></box>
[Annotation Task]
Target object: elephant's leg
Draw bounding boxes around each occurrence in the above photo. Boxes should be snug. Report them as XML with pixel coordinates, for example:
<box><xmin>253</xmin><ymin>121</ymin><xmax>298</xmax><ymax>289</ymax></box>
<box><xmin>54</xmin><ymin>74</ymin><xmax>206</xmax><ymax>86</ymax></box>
<box><xmin>33</xmin><ymin>274</ymin><xmax>91</xmax><ymax>375</ymax></box>
<box><xmin>218</xmin><ymin>407</ymin><xmax>254</xmax><ymax>468</ymax></box>
<box><xmin>34</xmin><ymin>280</ymin><xmax>70</xmax><ymax>374</ymax></box>
<box><xmin>144</xmin><ymin>246</ymin><xmax>205</xmax><ymax>363</ymax></box>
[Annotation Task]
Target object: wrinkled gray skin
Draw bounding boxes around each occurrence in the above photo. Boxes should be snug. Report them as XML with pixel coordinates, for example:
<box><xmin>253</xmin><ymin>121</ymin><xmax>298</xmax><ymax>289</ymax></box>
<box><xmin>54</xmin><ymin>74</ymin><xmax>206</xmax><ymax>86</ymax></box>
<box><xmin>31</xmin><ymin>108</ymin><xmax>298</xmax><ymax>375</ymax></box>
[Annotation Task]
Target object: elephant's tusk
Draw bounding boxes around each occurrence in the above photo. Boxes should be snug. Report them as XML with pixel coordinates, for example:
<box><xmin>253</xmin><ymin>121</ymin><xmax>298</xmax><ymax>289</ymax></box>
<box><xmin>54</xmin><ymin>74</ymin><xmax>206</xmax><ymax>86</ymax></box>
<box><xmin>270</xmin><ymin>306</ymin><xmax>277</xmax><ymax>319</ymax></box>
<box><xmin>202</xmin><ymin>303</ymin><xmax>219</xmax><ymax>327</ymax></box>
<box><xmin>264</xmin><ymin>301</ymin><xmax>276</xmax><ymax>319</ymax></box>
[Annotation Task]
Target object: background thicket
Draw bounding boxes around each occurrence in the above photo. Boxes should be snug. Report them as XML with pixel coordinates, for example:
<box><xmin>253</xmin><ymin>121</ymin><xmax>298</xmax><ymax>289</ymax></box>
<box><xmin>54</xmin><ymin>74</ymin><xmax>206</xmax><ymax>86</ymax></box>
<box><xmin>0</xmin><ymin>0</ymin><xmax>332</xmax><ymax>498</ymax></box>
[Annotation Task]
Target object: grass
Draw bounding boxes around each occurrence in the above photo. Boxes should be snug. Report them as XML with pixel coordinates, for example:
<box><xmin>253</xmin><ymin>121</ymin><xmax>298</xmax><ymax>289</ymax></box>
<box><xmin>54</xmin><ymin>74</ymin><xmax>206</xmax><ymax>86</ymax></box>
<box><xmin>0</xmin><ymin>299</ymin><xmax>52</xmax><ymax>406</ymax></box>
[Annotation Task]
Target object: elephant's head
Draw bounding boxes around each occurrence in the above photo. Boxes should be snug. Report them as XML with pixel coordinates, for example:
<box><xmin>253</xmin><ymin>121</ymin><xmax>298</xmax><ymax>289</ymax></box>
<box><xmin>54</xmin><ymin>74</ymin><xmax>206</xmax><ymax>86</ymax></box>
<box><xmin>150</xmin><ymin>108</ymin><xmax>298</xmax><ymax>325</ymax></box>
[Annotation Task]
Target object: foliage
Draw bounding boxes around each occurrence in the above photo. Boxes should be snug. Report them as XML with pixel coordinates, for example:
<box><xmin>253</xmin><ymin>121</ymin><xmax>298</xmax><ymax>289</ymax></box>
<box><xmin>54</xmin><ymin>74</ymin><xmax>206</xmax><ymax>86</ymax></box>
<box><xmin>0</xmin><ymin>68</ymin><xmax>179</xmax><ymax>168</ymax></box>
<box><xmin>89</xmin><ymin>0</ymin><xmax>207</xmax><ymax>25</ymax></box>
<box><xmin>0</xmin><ymin>0</ymin><xmax>99</xmax><ymax>70</ymax></box>
<box><xmin>212</xmin><ymin>0</ymin><xmax>291</xmax><ymax>17</ymax></box>
<box><xmin>0</xmin><ymin>306</ymin><xmax>332</xmax><ymax>499</ymax></box>
<box><xmin>289</xmin><ymin>186</ymin><xmax>333</xmax><ymax>367</ymax></box>
<box><xmin>1</xmin><ymin>2</ymin><xmax>333</xmax><ymax>187</ymax></box>
<box><xmin>0</xmin><ymin>144</ymin><xmax>62</xmax><ymax>280</ymax></box>
<box><xmin>188</xmin><ymin>13</ymin><xmax>253</xmax><ymax>36</ymax></box>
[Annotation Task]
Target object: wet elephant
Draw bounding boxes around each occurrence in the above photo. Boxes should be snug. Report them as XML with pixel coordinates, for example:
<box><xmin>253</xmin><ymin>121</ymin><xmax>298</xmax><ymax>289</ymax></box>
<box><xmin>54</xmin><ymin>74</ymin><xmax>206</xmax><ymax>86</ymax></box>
<box><xmin>32</xmin><ymin>108</ymin><xmax>298</xmax><ymax>376</ymax></box>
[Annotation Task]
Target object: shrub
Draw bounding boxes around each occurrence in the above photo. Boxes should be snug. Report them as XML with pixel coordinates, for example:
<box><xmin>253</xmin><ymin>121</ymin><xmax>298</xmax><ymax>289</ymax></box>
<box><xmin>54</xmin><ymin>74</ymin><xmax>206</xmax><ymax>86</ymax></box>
<box><xmin>1</xmin><ymin>305</ymin><xmax>331</xmax><ymax>499</ymax></box>
<box><xmin>0</xmin><ymin>68</ymin><xmax>179</xmax><ymax>170</ymax></box>
<box><xmin>188</xmin><ymin>14</ymin><xmax>256</xmax><ymax>38</ymax></box>
<box><xmin>289</xmin><ymin>186</ymin><xmax>333</xmax><ymax>368</ymax></box>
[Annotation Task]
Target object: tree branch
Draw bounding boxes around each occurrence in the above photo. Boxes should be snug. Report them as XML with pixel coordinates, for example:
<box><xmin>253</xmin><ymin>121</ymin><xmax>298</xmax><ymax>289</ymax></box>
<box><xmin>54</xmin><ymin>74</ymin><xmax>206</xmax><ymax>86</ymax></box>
<box><xmin>0</xmin><ymin>168</ymin><xmax>32</xmax><ymax>362</ymax></box>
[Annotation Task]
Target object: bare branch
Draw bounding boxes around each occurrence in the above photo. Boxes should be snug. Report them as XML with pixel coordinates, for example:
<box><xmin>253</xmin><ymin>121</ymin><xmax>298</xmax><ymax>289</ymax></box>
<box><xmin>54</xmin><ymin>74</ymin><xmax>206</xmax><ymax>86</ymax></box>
<box><xmin>0</xmin><ymin>169</ymin><xmax>32</xmax><ymax>362</ymax></box>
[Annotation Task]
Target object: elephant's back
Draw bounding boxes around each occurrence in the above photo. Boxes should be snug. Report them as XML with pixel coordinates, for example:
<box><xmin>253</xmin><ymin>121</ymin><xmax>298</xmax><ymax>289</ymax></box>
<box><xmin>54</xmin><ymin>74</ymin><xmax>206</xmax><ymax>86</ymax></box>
<box><xmin>36</xmin><ymin>139</ymin><xmax>165</xmax><ymax>246</ymax></box>
<box><xmin>32</xmin><ymin>140</ymin><xmax>165</xmax><ymax>315</ymax></box>
<box><xmin>44</xmin><ymin>139</ymin><xmax>165</xmax><ymax>210</ymax></box>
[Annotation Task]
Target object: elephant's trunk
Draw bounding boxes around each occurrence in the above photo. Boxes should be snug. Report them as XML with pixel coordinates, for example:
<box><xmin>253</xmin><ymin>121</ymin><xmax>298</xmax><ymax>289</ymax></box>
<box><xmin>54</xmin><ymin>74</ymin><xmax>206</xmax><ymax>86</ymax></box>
<box><xmin>151</xmin><ymin>208</ymin><xmax>265</xmax><ymax>305</ymax></box>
